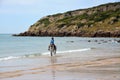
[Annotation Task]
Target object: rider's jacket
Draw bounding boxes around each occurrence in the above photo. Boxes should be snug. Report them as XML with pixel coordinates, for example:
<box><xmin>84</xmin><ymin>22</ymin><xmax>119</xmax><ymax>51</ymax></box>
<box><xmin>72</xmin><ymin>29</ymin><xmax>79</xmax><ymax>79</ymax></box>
<box><xmin>50</xmin><ymin>39</ymin><xmax>54</xmax><ymax>45</ymax></box>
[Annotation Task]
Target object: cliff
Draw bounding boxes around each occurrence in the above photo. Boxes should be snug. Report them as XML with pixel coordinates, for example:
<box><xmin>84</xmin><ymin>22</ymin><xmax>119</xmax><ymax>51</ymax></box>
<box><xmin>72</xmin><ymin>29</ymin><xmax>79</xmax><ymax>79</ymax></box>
<box><xmin>14</xmin><ymin>2</ymin><xmax>120</xmax><ymax>37</ymax></box>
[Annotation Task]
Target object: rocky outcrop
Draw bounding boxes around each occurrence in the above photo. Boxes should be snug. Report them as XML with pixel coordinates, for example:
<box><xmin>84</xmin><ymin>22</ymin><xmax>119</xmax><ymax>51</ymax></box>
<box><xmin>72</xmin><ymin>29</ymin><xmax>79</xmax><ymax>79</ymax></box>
<box><xmin>13</xmin><ymin>2</ymin><xmax>120</xmax><ymax>37</ymax></box>
<box><xmin>92</xmin><ymin>30</ymin><xmax>120</xmax><ymax>37</ymax></box>
<box><xmin>13</xmin><ymin>30</ymin><xmax>120</xmax><ymax>37</ymax></box>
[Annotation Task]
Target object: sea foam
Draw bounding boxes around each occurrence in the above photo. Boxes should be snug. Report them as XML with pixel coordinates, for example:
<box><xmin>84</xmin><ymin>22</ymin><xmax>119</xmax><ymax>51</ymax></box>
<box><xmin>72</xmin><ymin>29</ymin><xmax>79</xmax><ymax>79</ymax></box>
<box><xmin>0</xmin><ymin>56</ymin><xmax>20</xmax><ymax>61</ymax></box>
<box><xmin>42</xmin><ymin>48</ymin><xmax>91</xmax><ymax>55</ymax></box>
<box><xmin>0</xmin><ymin>48</ymin><xmax>91</xmax><ymax>61</ymax></box>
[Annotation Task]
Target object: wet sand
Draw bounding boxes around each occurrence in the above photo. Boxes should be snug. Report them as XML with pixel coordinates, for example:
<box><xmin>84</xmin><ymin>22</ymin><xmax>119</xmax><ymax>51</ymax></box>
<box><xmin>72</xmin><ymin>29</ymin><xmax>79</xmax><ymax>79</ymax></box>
<box><xmin>0</xmin><ymin>50</ymin><xmax>120</xmax><ymax>80</ymax></box>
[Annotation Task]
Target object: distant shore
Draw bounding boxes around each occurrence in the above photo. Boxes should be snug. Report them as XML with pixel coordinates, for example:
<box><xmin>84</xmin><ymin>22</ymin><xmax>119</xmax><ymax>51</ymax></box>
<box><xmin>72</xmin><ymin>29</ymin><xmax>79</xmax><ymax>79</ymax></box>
<box><xmin>13</xmin><ymin>2</ymin><xmax>120</xmax><ymax>38</ymax></box>
<box><xmin>13</xmin><ymin>30</ymin><xmax>120</xmax><ymax>37</ymax></box>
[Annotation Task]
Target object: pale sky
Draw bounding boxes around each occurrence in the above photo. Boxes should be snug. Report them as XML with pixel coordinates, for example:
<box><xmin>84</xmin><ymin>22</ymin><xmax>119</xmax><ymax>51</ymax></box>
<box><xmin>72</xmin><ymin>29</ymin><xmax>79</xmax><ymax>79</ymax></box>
<box><xmin>0</xmin><ymin>0</ymin><xmax>119</xmax><ymax>33</ymax></box>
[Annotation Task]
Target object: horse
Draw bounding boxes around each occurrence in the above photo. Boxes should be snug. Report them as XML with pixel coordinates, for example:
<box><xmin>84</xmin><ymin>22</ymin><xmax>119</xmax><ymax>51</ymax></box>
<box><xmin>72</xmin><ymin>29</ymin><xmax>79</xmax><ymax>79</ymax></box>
<box><xmin>49</xmin><ymin>44</ymin><xmax>56</xmax><ymax>56</ymax></box>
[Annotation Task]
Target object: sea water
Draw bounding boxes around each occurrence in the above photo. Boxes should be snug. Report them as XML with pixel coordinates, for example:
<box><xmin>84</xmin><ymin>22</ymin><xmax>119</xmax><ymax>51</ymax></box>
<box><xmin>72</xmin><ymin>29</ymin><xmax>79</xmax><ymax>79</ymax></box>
<box><xmin>0</xmin><ymin>34</ymin><xmax>120</xmax><ymax>61</ymax></box>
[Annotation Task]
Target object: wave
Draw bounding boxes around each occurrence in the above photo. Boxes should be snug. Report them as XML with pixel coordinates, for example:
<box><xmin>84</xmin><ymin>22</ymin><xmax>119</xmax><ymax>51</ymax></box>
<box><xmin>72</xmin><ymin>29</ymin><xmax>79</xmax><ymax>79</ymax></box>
<box><xmin>0</xmin><ymin>56</ymin><xmax>20</xmax><ymax>61</ymax></box>
<box><xmin>0</xmin><ymin>48</ymin><xmax>91</xmax><ymax>61</ymax></box>
<box><xmin>57</xmin><ymin>48</ymin><xmax>91</xmax><ymax>54</ymax></box>
<box><xmin>40</xmin><ymin>48</ymin><xmax>91</xmax><ymax>55</ymax></box>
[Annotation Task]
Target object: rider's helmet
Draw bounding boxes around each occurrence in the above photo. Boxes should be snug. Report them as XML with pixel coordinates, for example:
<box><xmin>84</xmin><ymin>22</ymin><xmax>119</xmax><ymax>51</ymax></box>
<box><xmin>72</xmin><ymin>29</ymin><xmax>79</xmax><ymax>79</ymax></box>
<box><xmin>51</xmin><ymin>37</ymin><xmax>54</xmax><ymax>40</ymax></box>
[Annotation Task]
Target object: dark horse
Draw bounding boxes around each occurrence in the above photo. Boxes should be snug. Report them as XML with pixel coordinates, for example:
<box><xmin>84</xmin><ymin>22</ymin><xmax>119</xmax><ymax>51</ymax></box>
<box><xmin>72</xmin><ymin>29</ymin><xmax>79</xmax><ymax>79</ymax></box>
<box><xmin>49</xmin><ymin>44</ymin><xmax>56</xmax><ymax>56</ymax></box>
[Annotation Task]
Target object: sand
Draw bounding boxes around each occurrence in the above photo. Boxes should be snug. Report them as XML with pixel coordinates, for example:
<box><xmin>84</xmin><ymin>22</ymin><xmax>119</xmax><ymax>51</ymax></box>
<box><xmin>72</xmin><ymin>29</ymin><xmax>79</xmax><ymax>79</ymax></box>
<box><xmin>0</xmin><ymin>50</ymin><xmax>120</xmax><ymax>80</ymax></box>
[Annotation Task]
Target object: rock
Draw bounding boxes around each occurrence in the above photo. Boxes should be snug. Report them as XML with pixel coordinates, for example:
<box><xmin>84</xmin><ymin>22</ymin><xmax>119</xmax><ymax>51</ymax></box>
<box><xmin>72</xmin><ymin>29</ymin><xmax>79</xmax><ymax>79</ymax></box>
<box><xmin>103</xmin><ymin>41</ymin><xmax>107</xmax><ymax>43</ymax></box>
<box><xmin>110</xmin><ymin>31</ymin><xmax>120</xmax><ymax>37</ymax></box>
<box><xmin>67</xmin><ymin>41</ymin><xmax>74</xmax><ymax>43</ymax></box>
<box><xmin>88</xmin><ymin>40</ymin><xmax>91</xmax><ymax>42</ymax></box>
<box><xmin>98</xmin><ymin>43</ymin><xmax>101</xmax><ymax>44</ymax></box>
<box><xmin>117</xmin><ymin>40</ymin><xmax>120</xmax><ymax>43</ymax></box>
<box><xmin>94</xmin><ymin>40</ymin><xmax>98</xmax><ymax>42</ymax></box>
<box><xmin>93</xmin><ymin>31</ymin><xmax>110</xmax><ymax>37</ymax></box>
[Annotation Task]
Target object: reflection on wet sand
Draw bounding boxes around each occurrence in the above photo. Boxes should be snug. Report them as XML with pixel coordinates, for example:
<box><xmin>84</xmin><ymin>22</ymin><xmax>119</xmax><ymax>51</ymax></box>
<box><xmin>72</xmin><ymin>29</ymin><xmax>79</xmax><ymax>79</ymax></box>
<box><xmin>50</xmin><ymin>56</ymin><xmax>57</xmax><ymax>80</ymax></box>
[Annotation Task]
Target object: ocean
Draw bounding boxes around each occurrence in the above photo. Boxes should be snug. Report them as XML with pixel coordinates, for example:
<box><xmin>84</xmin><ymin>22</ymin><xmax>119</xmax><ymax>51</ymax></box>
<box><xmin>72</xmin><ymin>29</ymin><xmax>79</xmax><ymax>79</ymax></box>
<box><xmin>0</xmin><ymin>34</ymin><xmax>120</xmax><ymax>61</ymax></box>
<box><xmin>0</xmin><ymin>34</ymin><xmax>120</xmax><ymax>80</ymax></box>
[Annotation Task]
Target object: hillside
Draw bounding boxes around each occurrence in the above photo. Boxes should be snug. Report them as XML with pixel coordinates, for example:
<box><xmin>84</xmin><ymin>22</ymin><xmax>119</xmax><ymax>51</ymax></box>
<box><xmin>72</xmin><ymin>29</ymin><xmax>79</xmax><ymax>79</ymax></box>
<box><xmin>14</xmin><ymin>2</ymin><xmax>120</xmax><ymax>37</ymax></box>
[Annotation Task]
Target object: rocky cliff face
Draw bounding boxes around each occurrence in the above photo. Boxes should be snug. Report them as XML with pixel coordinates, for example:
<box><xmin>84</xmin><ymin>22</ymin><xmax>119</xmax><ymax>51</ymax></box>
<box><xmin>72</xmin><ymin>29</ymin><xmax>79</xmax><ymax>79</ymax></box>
<box><xmin>14</xmin><ymin>2</ymin><xmax>120</xmax><ymax>37</ymax></box>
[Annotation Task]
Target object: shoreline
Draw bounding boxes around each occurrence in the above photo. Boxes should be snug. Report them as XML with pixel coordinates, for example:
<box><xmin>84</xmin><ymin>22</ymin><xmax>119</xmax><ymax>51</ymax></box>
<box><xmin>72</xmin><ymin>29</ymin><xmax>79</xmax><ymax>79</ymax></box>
<box><xmin>0</xmin><ymin>50</ymin><xmax>120</xmax><ymax>80</ymax></box>
<box><xmin>13</xmin><ymin>30</ymin><xmax>120</xmax><ymax>37</ymax></box>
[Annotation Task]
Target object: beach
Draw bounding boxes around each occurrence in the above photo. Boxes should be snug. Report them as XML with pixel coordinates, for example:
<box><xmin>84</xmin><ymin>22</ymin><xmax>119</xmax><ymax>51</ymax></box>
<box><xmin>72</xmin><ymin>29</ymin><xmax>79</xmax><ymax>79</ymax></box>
<box><xmin>1</xmin><ymin>1</ymin><xmax>120</xmax><ymax>80</ymax></box>
<box><xmin>0</xmin><ymin>34</ymin><xmax>120</xmax><ymax>80</ymax></box>
<box><xmin>0</xmin><ymin>49</ymin><xmax>120</xmax><ymax>80</ymax></box>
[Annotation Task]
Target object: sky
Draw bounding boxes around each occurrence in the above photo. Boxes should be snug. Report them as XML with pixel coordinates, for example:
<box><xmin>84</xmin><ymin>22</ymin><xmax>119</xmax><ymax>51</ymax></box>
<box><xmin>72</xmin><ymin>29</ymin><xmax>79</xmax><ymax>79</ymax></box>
<box><xmin>0</xmin><ymin>0</ymin><xmax>120</xmax><ymax>34</ymax></box>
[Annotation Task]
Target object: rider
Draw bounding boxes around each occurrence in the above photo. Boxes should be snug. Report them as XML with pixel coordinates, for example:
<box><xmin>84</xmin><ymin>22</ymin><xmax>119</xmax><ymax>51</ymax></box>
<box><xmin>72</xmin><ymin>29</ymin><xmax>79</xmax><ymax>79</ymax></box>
<box><xmin>48</xmin><ymin>37</ymin><xmax>56</xmax><ymax>50</ymax></box>
<box><xmin>50</xmin><ymin>37</ymin><xmax>54</xmax><ymax>45</ymax></box>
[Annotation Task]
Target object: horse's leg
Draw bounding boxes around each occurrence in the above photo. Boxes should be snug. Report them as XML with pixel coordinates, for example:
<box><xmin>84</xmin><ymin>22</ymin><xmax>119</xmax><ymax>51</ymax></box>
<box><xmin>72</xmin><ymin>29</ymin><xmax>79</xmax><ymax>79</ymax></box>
<box><xmin>50</xmin><ymin>46</ymin><xmax>53</xmax><ymax>56</ymax></box>
<box><xmin>53</xmin><ymin>45</ymin><xmax>56</xmax><ymax>55</ymax></box>
<box><xmin>50</xmin><ymin>50</ymin><xmax>52</xmax><ymax>56</ymax></box>
<box><xmin>54</xmin><ymin>50</ymin><xmax>56</xmax><ymax>55</ymax></box>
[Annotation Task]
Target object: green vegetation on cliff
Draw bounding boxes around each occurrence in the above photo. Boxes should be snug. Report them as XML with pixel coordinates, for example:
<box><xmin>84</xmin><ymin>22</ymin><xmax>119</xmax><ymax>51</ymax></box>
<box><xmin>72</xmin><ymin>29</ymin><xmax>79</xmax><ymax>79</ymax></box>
<box><xmin>17</xmin><ymin>2</ymin><xmax>120</xmax><ymax>37</ymax></box>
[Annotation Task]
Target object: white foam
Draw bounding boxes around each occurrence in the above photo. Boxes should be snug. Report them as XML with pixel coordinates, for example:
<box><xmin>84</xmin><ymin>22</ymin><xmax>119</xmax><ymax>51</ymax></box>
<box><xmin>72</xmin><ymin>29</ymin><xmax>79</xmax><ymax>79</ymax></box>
<box><xmin>57</xmin><ymin>48</ymin><xmax>91</xmax><ymax>53</ymax></box>
<box><xmin>42</xmin><ymin>48</ymin><xmax>91</xmax><ymax>55</ymax></box>
<box><xmin>0</xmin><ymin>56</ymin><xmax>19</xmax><ymax>61</ymax></box>
<box><xmin>42</xmin><ymin>52</ymin><xmax>50</xmax><ymax>55</ymax></box>
<box><xmin>0</xmin><ymin>48</ymin><xmax>91</xmax><ymax>61</ymax></box>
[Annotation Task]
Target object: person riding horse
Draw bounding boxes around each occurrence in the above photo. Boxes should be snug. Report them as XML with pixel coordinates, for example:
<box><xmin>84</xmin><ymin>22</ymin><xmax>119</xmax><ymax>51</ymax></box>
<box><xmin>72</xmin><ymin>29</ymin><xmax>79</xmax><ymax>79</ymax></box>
<box><xmin>48</xmin><ymin>37</ymin><xmax>56</xmax><ymax>56</ymax></box>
